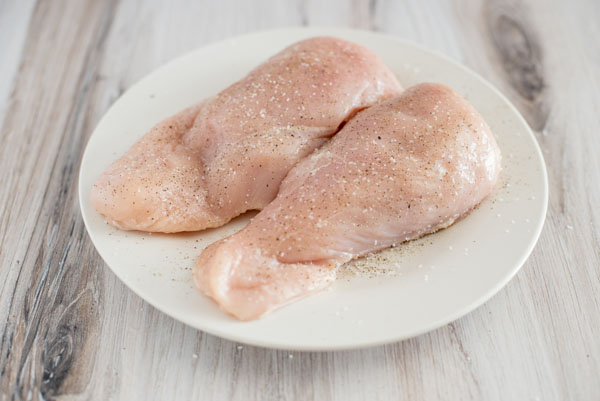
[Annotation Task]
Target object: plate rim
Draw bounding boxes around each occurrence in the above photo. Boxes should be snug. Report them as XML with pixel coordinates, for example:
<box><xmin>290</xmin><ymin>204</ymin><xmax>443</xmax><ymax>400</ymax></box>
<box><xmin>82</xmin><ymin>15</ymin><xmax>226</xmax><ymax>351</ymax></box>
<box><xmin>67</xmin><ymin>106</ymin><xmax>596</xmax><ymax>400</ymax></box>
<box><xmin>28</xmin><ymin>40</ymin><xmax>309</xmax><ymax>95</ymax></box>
<box><xmin>78</xmin><ymin>27</ymin><xmax>549</xmax><ymax>351</ymax></box>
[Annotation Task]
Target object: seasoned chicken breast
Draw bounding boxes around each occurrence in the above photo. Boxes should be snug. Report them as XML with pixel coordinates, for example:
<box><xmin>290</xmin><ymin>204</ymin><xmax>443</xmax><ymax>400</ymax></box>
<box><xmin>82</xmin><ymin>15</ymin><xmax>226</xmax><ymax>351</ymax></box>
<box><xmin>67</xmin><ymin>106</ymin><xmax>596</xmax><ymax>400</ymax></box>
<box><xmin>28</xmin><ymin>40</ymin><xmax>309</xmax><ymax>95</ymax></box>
<box><xmin>91</xmin><ymin>37</ymin><xmax>401</xmax><ymax>232</ymax></box>
<box><xmin>194</xmin><ymin>83</ymin><xmax>502</xmax><ymax>320</ymax></box>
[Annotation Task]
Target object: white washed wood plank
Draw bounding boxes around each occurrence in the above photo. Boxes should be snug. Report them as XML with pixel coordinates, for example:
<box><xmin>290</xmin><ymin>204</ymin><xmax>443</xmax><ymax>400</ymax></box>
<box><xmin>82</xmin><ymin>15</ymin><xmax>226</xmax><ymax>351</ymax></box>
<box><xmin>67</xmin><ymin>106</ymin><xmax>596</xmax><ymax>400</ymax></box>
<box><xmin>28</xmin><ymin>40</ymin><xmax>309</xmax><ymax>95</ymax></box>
<box><xmin>0</xmin><ymin>0</ymin><xmax>37</xmax><ymax>129</ymax></box>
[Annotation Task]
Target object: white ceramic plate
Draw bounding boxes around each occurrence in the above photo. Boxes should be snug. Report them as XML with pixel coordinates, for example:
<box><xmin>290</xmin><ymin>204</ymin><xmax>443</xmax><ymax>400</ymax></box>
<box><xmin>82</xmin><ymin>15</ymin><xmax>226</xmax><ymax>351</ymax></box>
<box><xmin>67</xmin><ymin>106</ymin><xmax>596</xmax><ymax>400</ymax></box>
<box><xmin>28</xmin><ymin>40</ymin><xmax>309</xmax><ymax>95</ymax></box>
<box><xmin>79</xmin><ymin>28</ymin><xmax>548</xmax><ymax>351</ymax></box>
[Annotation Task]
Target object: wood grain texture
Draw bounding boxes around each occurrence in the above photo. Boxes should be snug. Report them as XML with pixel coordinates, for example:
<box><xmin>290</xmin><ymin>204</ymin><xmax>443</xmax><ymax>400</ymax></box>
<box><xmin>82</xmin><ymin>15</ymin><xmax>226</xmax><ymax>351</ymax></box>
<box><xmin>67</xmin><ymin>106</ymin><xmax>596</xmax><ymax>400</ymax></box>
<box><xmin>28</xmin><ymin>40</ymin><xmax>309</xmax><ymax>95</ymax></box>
<box><xmin>0</xmin><ymin>0</ymin><xmax>598</xmax><ymax>400</ymax></box>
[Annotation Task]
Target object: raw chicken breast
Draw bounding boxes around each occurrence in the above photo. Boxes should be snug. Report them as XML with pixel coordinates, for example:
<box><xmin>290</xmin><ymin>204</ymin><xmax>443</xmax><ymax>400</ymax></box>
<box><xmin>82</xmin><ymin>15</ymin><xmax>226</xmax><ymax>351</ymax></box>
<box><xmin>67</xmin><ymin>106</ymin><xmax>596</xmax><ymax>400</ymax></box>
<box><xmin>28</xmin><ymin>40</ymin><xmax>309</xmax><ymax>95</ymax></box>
<box><xmin>194</xmin><ymin>83</ymin><xmax>502</xmax><ymax>320</ymax></box>
<box><xmin>91</xmin><ymin>37</ymin><xmax>401</xmax><ymax>232</ymax></box>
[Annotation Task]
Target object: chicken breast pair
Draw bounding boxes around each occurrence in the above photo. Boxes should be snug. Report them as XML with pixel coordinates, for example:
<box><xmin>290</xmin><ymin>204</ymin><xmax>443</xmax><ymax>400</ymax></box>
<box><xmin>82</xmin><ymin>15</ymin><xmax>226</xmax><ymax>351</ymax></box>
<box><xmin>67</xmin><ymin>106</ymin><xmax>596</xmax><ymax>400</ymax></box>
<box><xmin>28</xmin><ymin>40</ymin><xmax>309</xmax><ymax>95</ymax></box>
<box><xmin>92</xmin><ymin>37</ymin><xmax>501</xmax><ymax>320</ymax></box>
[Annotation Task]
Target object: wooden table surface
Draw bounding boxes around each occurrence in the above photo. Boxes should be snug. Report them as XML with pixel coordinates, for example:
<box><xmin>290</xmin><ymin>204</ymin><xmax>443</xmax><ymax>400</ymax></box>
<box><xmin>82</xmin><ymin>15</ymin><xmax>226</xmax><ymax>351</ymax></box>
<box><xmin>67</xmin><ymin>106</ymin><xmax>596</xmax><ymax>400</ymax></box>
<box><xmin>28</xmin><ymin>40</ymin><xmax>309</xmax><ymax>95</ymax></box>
<box><xmin>1</xmin><ymin>0</ymin><xmax>599</xmax><ymax>400</ymax></box>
